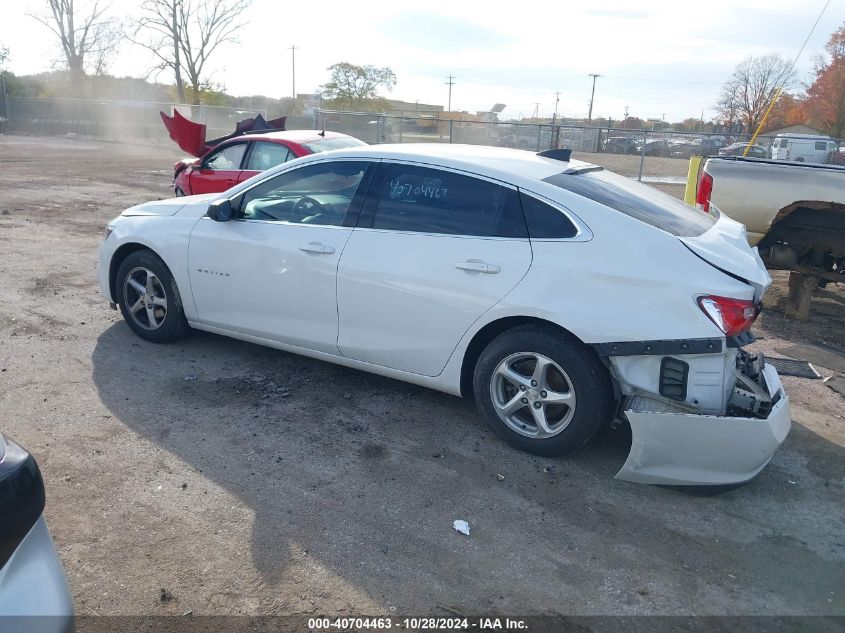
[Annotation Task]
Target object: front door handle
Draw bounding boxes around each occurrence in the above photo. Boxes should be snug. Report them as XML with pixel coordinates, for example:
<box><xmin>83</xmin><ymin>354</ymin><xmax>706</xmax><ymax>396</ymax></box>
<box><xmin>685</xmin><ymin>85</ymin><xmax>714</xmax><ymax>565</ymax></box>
<box><xmin>299</xmin><ymin>242</ymin><xmax>335</xmax><ymax>255</ymax></box>
<box><xmin>455</xmin><ymin>260</ymin><xmax>501</xmax><ymax>274</ymax></box>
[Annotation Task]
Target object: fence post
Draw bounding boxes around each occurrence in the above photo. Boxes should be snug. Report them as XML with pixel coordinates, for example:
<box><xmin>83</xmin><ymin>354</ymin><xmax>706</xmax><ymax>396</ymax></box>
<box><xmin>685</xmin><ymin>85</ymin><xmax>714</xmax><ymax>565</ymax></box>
<box><xmin>449</xmin><ymin>119</ymin><xmax>453</xmax><ymax>144</ymax></box>
<box><xmin>637</xmin><ymin>130</ymin><xmax>648</xmax><ymax>182</ymax></box>
<box><xmin>398</xmin><ymin>117</ymin><xmax>403</xmax><ymax>143</ymax></box>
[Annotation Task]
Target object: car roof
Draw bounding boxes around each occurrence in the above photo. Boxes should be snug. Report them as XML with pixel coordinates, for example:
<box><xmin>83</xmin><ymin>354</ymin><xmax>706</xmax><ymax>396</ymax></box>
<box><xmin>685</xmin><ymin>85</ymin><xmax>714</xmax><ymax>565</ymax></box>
<box><xmin>300</xmin><ymin>143</ymin><xmax>593</xmax><ymax>183</ymax></box>
<box><xmin>234</xmin><ymin>129</ymin><xmax>353</xmax><ymax>144</ymax></box>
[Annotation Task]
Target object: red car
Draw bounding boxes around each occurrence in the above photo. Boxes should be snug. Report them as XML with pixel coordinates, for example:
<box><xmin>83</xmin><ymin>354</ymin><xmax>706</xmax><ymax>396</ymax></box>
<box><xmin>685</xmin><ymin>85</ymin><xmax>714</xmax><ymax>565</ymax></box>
<box><xmin>172</xmin><ymin>130</ymin><xmax>366</xmax><ymax>196</ymax></box>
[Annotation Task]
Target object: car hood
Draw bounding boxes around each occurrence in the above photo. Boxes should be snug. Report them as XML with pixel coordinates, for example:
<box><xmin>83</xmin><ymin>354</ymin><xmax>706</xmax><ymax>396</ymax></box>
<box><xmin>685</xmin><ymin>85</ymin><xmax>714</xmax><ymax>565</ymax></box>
<box><xmin>121</xmin><ymin>193</ymin><xmax>216</xmax><ymax>217</ymax></box>
<box><xmin>680</xmin><ymin>210</ymin><xmax>771</xmax><ymax>299</ymax></box>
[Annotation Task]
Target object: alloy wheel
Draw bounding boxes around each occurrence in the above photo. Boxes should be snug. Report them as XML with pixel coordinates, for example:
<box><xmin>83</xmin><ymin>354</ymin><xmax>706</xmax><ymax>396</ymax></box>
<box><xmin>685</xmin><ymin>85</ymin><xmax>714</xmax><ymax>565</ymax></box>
<box><xmin>489</xmin><ymin>352</ymin><xmax>577</xmax><ymax>438</ymax></box>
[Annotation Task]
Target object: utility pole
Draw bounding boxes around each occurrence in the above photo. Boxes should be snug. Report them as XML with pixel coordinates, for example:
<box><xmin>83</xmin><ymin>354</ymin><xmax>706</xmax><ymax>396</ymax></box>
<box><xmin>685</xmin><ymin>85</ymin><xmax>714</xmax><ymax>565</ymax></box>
<box><xmin>532</xmin><ymin>103</ymin><xmax>540</xmax><ymax>120</ymax></box>
<box><xmin>289</xmin><ymin>45</ymin><xmax>298</xmax><ymax>112</ymax></box>
<box><xmin>553</xmin><ymin>91</ymin><xmax>560</xmax><ymax>124</ymax></box>
<box><xmin>624</xmin><ymin>105</ymin><xmax>629</xmax><ymax>119</ymax></box>
<box><xmin>587</xmin><ymin>73</ymin><xmax>600</xmax><ymax>125</ymax></box>
<box><xmin>445</xmin><ymin>75</ymin><xmax>456</xmax><ymax>112</ymax></box>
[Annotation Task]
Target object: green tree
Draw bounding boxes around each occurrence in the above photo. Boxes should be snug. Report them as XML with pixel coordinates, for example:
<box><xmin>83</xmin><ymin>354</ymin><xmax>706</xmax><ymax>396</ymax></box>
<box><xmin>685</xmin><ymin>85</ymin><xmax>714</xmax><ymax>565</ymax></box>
<box><xmin>320</xmin><ymin>62</ymin><xmax>396</xmax><ymax>112</ymax></box>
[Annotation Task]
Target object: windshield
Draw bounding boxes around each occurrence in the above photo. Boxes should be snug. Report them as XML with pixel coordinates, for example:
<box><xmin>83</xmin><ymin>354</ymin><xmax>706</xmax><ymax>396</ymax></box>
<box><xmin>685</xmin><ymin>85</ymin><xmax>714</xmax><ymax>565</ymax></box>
<box><xmin>543</xmin><ymin>169</ymin><xmax>717</xmax><ymax>237</ymax></box>
<box><xmin>301</xmin><ymin>137</ymin><xmax>368</xmax><ymax>153</ymax></box>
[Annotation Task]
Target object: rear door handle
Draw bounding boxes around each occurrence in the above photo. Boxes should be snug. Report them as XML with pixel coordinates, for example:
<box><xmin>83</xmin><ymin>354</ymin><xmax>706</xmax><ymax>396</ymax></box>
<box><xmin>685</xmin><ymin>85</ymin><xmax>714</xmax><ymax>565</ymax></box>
<box><xmin>299</xmin><ymin>242</ymin><xmax>335</xmax><ymax>255</ymax></box>
<box><xmin>455</xmin><ymin>260</ymin><xmax>501</xmax><ymax>274</ymax></box>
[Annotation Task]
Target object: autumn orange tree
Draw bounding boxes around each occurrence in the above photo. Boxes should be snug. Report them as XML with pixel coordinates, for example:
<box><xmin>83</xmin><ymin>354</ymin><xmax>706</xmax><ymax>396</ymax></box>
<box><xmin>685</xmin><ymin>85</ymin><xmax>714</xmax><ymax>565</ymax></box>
<box><xmin>805</xmin><ymin>24</ymin><xmax>845</xmax><ymax>138</ymax></box>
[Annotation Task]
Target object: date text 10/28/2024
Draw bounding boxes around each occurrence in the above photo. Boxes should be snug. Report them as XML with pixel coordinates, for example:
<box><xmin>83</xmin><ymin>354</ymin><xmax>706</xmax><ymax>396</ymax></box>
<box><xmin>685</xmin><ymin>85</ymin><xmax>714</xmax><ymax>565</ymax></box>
<box><xmin>308</xmin><ymin>618</ymin><xmax>528</xmax><ymax>631</ymax></box>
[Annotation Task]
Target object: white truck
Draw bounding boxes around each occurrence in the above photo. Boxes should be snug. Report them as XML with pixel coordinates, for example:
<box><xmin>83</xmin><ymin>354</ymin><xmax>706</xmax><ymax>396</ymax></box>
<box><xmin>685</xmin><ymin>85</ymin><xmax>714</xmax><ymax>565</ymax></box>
<box><xmin>697</xmin><ymin>156</ymin><xmax>845</xmax><ymax>318</ymax></box>
<box><xmin>770</xmin><ymin>133</ymin><xmax>838</xmax><ymax>163</ymax></box>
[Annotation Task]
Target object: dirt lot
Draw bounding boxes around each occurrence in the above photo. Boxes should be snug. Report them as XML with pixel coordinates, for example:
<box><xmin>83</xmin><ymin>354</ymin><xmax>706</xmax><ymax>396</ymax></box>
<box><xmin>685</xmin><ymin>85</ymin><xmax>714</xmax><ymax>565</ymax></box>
<box><xmin>0</xmin><ymin>135</ymin><xmax>843</xmax><ymax>618</ymax></box>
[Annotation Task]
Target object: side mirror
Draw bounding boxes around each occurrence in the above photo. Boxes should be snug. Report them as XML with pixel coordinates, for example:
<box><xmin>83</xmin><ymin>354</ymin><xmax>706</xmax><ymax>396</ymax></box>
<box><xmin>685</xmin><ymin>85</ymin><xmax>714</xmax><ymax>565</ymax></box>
<box><xmin>207</xmin><ymin>198</ymin><xmax>232</xmax><ymax>222</ymax></box>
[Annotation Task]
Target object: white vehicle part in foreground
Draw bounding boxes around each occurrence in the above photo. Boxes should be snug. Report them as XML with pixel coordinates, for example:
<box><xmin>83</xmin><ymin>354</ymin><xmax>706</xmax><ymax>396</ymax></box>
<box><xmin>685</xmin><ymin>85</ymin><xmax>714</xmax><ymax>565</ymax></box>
<box><xmin>678</xmin><ymin>212</ymin><xmax>771</xmax><ymax>299</ymax></box>
<box><xmin>0</xmin><ymin>517</ymin><xmax>74</xmax><ymax>624</ymax></box>
<box><xmin>616</xmin><ymin>364</ymin><xmax>790</xmax><ymax>485</ymax></box>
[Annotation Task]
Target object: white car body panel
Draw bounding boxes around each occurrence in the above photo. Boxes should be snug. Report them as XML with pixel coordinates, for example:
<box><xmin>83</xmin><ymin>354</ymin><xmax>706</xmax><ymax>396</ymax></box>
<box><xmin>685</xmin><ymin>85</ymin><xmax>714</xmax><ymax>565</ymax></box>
<box><xmin>96</xmin><ymin>143</ymin><xmax>792</xmax><ymax>486</ymax></box>
<box><xmin>188</xmin><ymin>218</ymin><xmax>352</xmax><ymax>353</ymax></box>
<box><xmin>337</xmin><ymin>229</ymin><xmax>532</xmax><ymax>376</ymax></box>
<box><xmin>679</xmin><ymin>213</ymin><xmax>771</xmax><ymax>298</ymax></box>
<box><xmin>0</xmin><ymin>517</ymin><xmax>74</xmax><ymax>628</ymax></box>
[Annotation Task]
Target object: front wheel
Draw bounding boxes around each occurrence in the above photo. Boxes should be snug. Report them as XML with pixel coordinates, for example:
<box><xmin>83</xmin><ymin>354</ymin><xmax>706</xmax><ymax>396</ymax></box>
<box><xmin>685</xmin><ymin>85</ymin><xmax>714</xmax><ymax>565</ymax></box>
<box><xmin>473</xmin><ymin>325</ymin><xmax>614</xmax><ymax>456</ymax></box>
<box><xmin>116</xmin><ymin>250</ymin><xmax>189</xmax><ymax>343</ymax></box>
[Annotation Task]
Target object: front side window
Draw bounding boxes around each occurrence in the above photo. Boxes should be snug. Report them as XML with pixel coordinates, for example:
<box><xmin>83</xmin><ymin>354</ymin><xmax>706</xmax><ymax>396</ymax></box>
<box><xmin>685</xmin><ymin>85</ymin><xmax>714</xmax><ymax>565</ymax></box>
<box><xmin>815</xmin><ymin>141</ymin><xmax>828</xmax><ymax>151</ymax></box>
<box><xmin>369</xmin><ymin>164</ymin><xmax>526</xmax><ymax>238</ymax></box>
<box><xmin>245</xmin><ymin>142</ymin><xmax>293</xmax><ymax>171</ymax></box>
<box><xmin>203</xmin><ymin>143</ymin><xmax>247</xmax><ymax>170</ymax></box>
<box><xmin>236</xmin><ymin>161</ymin><xmax>368</xmax><ymax>226</ymax></box>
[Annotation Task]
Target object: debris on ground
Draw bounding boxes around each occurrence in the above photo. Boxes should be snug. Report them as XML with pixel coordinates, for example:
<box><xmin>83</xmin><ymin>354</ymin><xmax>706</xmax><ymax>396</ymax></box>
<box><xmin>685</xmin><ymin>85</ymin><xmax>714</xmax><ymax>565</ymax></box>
<box><xmin>496</xmin><ymin>474</ymin><xmax>505</xmax><ymax>481</ymax></box>
<box><xmin>453</xmin><ymin>520</ymin><xmax>470</xmax><ymax>536</ymax></box>
<box><xmin>182</xmin><ymin>374</ymin><xmax>197</xmax><ymax>382</ymax></box>
<box><xmin>159</xmin><ymin>588</ymin><xmax>174</xmax><ymax>602</ymax></box>
<box><xmin>824</xmin><ymin>374</ymin><xmax>845</xmax><ymax>397</ymax></box>
<box><xmin>767</xmin><ymin>357</ymin><xmax>821</xmax><ymax>379</ymax></box>
<box><xmin>776</xmin><ymin>344</ymin><xmax>845</xmax><ymax>373</ymax></box>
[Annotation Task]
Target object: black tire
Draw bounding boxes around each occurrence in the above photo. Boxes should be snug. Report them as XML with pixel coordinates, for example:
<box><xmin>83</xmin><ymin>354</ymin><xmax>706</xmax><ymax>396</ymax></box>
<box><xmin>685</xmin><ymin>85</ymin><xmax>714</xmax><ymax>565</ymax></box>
<box><xmin>116</xmin><ymin>249</ymin><xmax>190</xmax><ymax>343</ymax></box>
<box><xmin>473</xmin><ymin>324</ymin><xmax>614</xmax><ymax>456</ymax></box>
<box><xmin>175</xmin><ymin>187</ymin><xmax>186</xmax><ymax>197</ymax></box>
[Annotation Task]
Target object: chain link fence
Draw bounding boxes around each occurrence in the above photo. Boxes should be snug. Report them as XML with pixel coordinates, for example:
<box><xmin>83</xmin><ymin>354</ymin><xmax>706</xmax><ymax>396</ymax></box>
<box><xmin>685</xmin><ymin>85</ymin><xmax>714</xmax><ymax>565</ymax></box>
<box><xmin>0</xmin><ymin>96</ymin><xmax>269</xmax><ymax>143</ymax></box>
<box><xmin>315</xmin><ymin>110</ymin><xmax>845</xmax><ymax>199</ymax></box>
<box><xmin>1</xmin><ymin>96</ymin><xmax>842</xmax><ymax>200</ymax></box>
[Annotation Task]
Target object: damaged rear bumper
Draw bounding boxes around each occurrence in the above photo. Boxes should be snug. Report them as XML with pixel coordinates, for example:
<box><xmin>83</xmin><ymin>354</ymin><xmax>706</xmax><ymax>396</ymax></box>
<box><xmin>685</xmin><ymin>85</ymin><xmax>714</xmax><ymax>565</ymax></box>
<box><xmin>616</xmin><ymin>363</ymin><xmax>791</xmax><ymax>485</ymax></box>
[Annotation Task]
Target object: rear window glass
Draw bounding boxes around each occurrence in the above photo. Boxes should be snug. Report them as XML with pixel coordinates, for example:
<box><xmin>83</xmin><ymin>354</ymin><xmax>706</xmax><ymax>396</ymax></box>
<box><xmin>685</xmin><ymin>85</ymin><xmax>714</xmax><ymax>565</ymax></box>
<box><xmin>301</xmin><ymin>137</ymin><xmax>368</xmax><ymax>153</ymax></box>
<box><xmin>543</xmin><ymin>169</ymin><xmax>716</xmax><ymax>237</ymax></box>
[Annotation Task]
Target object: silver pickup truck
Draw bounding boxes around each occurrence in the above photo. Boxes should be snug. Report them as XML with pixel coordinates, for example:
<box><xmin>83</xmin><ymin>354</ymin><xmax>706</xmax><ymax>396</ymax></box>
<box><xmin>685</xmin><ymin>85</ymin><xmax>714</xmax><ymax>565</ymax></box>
<box><xmin>697</xmin><ymin>157</ymin><xmax>845</xmax><ymax>318</ymax></box>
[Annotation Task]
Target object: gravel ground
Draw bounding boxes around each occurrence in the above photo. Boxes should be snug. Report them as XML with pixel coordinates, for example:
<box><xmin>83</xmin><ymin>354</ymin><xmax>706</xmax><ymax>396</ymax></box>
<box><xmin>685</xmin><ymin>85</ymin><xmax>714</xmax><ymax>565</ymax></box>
<box><xmin>0</xmin><ymin>134</ymin><xmax>843</xmax><ymax>618</ymax></box>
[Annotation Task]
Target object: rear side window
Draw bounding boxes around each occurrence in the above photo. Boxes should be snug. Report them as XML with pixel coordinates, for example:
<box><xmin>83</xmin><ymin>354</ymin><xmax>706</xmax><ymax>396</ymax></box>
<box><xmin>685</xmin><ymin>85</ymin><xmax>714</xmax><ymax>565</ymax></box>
<box><xmin>519</xmin><ymin>193</ymin><xmax>578</xmax><ymax>238</ymax></box>
<box><xmin>368</xmin><ymin>164</ymin><xmax>527</xmax><ymax>238</ymax></box>
<box><xmin>301</xmin><ymin>137</ymin><xmax>368</xmax><ymax>153</ymax></box>
<box><xmin>544</xmin><ymin>169</ymin><xmax>716</xmax><ymax>237</ymax></box>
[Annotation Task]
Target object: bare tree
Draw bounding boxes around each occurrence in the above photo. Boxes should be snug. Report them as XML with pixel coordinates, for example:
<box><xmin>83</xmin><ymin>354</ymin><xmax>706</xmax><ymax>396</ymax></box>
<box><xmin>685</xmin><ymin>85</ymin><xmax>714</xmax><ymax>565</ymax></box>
<box><xmin>134</xmin><ymin>0</ymin><xmax>188</xmax><ymax>103</ymax></box>
<box><xmin>715</xmin><ymin>54</ymin><xmax>795</xmax><ymax>134</ymax></box>
<box><xmin>30</xmin><ymin>0</ymin><xmax>122</xmax><ymax>79</ymax></box>
<box><xmin>134</xmin><ymin>0</ymin><xmax>250</xmax><ymax>105</ymax></box>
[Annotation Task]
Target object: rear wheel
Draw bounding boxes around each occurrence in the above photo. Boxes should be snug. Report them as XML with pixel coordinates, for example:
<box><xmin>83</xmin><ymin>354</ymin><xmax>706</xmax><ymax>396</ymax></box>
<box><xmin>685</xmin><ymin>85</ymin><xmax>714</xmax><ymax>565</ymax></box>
<box><xmin>116</xmin><ymin>250</ymin><xmax>189</xmax><ymax>343</ymax></box>
<box><xmin>175</xmin><ymin>187</ymin><xmax>186</xmax><ymax>197</ymax></box>
<box><xmin>473</xmin><ymin>325</ymin><xmax>614</xmax><ymax>456</ymax></box>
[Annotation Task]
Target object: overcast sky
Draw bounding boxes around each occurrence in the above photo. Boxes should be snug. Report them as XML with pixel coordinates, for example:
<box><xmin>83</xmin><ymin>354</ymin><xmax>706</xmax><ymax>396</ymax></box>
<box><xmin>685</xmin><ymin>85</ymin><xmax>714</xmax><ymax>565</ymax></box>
<box><xmin>1</xmin><ymin>0</ymin><xmax>842</xmax><ymax>121</ymax></box>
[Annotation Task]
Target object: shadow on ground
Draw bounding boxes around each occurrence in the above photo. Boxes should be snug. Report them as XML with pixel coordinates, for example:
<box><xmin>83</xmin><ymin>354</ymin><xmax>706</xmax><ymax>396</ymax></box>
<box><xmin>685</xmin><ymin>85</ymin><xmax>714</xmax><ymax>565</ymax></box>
<box><xmin>91</xmin><ymin>323</ymin><xmax>845</xmax><ymax>615</ymax></box>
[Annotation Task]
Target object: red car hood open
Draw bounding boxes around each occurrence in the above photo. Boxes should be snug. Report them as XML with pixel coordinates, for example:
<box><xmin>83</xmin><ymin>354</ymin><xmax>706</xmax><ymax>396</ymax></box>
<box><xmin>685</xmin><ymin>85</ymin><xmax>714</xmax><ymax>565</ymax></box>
<box><xmin>159</xmin><ymin>111</ymin><xmax>287</xmax><ymax>158</ymax></box>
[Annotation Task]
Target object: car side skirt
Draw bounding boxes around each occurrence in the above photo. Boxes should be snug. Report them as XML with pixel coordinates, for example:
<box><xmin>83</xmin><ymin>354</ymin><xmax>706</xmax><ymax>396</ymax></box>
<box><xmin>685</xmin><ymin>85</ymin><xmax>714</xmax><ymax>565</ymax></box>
<box><xmin>187</xmin><ymin>322</ymin><xmax>463</xmax><ymax>396</ymax></box>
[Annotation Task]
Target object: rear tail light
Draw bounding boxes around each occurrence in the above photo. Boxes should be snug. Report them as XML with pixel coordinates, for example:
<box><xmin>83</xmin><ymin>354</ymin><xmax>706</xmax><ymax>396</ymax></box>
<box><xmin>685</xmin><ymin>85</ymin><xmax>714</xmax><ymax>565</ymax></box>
<box><xmin>697</xmin><ymin>295</ymin><xmax>758</xmax><ymax>337</ymax></box>
<box><xmin>696</xmin><ymin>171</ymin><xmax>713</xmax><ymax>213</ymax></box>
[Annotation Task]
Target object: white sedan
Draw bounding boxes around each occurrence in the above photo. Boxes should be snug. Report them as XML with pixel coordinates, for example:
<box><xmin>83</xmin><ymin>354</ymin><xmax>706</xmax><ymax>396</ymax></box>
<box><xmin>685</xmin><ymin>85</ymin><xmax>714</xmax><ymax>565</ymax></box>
<box><xmin>97</xmin><ymin>144</ymin><xmax>791</xmax><ymax>485</ymax></box>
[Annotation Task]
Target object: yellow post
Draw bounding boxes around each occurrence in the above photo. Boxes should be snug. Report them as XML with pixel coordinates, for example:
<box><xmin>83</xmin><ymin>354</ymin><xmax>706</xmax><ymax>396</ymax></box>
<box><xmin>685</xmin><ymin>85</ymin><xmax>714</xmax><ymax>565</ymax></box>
<box><xmin>743</xmin><ymin>86</ymin><xmax>783</xmax><ymax>157</ymax></box>
<box><xmin>684</xmin><ymin>156</ymin><xmax>703</xmax><ymax>206</ymax></box>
